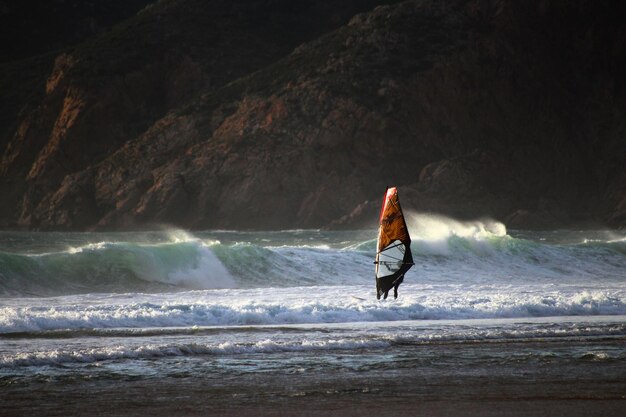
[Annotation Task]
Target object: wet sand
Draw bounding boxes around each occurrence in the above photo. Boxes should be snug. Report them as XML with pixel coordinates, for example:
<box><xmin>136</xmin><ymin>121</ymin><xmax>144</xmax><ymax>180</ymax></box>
<box><xmin>4</xmin><ymin>364</ymin><xmax>625</xmax><ymax>417</ymax></box>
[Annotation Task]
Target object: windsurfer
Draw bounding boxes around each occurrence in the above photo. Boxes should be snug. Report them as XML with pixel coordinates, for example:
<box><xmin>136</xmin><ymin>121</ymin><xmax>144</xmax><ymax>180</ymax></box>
<box><xmin>377</xmin><ymin>274</ymin><xmax>404</xmax><ymax>300</ymax></box>
<box><xmin>375</xmin><ymin>187</ymin><xmax>413</xmax><ymax>300</ymax></box>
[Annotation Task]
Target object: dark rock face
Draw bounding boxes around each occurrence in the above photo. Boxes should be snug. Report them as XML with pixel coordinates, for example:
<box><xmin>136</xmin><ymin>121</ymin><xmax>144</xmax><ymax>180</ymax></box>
<box><xmin>1</xmin><ymin>0</ymin><xmax>625</xmax><ymax>230</ymax></box>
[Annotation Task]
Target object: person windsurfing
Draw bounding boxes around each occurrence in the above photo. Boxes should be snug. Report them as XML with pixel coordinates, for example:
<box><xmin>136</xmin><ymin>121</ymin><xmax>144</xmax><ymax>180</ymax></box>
<box><xmin>374</xmin><ymin>186</ymin><xmax>414</xmax><ymax>299</ymax></box>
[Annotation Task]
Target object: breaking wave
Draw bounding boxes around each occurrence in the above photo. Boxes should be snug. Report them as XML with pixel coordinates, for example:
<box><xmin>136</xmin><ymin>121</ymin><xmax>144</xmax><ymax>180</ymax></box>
<box><xmin>2</xmin><ymin>284</ymin><xmax>625</xmax><ymax>333</ymax></box>
<box><xmin>0</xmin><ymin>220</ymin><xmax>625</xmax><ymax>297</ymax></box>
<box><xmin>0</xmin><ymin>234</ymin><xmax>235</xmax><ymax>297</ymax></box>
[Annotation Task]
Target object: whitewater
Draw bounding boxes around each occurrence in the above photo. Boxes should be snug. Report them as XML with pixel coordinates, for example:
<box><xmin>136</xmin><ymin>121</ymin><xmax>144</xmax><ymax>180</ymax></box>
<box><xmin>1</xmin><ymin>214</ymin><xmax>625</xmax><ymax>415</ymax></box>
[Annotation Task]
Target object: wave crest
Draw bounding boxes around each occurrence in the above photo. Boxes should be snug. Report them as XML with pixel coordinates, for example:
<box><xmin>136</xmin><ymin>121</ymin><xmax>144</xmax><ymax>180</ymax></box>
<box><xmin>406</xmin><ymin>212</ymin><xmax>507</xmax><ymax>242</ymax></box>
<box><xmin>0</xmin><ymin>234</ymin><xmax>235</xmax><ymax>296</ymax></box>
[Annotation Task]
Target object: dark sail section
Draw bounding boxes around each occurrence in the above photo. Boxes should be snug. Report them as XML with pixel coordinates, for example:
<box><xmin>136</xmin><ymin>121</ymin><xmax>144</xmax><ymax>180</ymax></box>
<box><xmin>375</xmin><ymin>187</ymin><xmax>414</xmax><ymax>299</ymax></box>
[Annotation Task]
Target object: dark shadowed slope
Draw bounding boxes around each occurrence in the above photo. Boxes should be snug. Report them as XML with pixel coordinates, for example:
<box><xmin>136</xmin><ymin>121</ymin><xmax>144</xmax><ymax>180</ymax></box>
<box><xmin>0</xmin><ymin>0</ymin><xmax>156</xmax><ymax>63</ymax></box>
<box><xmin>0</xmin><ymin>0</ymin><xmax>401</xmax><ymax>229</ymax></box>
<box><xmin>0</xmin><ymin>0</ymin><xmax>156</xmax><ymax>180</ymax></box>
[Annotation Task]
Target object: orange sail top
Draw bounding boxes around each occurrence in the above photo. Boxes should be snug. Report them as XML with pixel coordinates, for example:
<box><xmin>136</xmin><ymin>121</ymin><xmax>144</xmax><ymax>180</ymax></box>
<box><xmin>377</xmin><ymin>187</ymin><xmax>410</xmax><ymax>253</ymax></box>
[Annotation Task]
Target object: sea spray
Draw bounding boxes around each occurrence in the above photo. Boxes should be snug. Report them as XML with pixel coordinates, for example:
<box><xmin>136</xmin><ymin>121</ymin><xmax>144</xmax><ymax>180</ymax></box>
<box><xmin>405</xmin><ymin>212</ymin><xmax>506</xmax><ymax>250</ymax></box>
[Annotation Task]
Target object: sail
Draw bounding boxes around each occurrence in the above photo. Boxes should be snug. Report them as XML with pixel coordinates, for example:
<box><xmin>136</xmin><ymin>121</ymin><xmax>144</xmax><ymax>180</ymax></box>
<box><xmin>375</xmin><ymin>186</ymin><xmax>414</xmax><ymax>299</ymax></box>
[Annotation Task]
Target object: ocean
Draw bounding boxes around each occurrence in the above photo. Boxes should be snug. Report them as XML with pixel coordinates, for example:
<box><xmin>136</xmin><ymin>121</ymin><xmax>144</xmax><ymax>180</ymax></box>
<box><xmin>1</xmin><ymin>213</ymin><xmax>625</xmax><ymax>416</ymax></box>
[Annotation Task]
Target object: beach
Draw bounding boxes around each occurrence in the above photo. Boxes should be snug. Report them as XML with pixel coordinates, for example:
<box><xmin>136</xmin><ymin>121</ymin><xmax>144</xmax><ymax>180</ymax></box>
<box><xmin>3</xmin><ymin>331</ymin><xmax>625</xmax><ymax>416</ymax></box>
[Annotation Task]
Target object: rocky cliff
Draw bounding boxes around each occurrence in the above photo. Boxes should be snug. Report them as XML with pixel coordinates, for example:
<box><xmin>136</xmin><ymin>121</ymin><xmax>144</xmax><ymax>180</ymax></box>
<box><xmin>1</xmin><ymin>0</ymin><xmax>625</xmax><ymax>230</ymax></box>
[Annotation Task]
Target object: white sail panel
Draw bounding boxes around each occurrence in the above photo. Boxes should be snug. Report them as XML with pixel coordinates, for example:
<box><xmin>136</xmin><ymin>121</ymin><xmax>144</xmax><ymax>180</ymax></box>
<box><xmin>375</xmin><ymin>240</ymin><xmax>406</xmax><ymax>278</ymax></box>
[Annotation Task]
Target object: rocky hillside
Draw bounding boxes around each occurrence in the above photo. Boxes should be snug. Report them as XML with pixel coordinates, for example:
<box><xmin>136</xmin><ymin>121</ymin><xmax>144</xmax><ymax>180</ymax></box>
<box><xmin>1</xmin><ymin>0</ymin><xmax>625</xmax><ymax>230</ymax></box>
<box><xmin>0</xmin><ymin>0</ymin><xmax>155</xmax><ymax>173</ymax></box>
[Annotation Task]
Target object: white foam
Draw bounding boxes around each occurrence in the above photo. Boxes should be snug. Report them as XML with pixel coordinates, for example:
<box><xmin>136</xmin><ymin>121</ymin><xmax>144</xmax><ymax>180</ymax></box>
<box><xmin>109</xmin><ymin>239</ymin><xmax>237</xmax><ymax>290</ymax></box>
<box><xmin>66</xmin><ymin>242</ymin><xmax>108</xmax><ymax>254</ymax></box>
<box><xmin>2</xmin><ymin>284</ymin><xmax>625</xmax><ymax>333</ymax></box>
<box><xmin>154</xmin><ymin>230</ymin><xmax>235</xmax><ymax>289</ymax></box>
<box><xmin>2</xmin><ymin>319</ymin><xmax>624</xmax><ymax>368</ymax></box>
<box><xmin>0</xmin><ymin>338</ymin><xmax>393</xmax><ymax>368</ymax></box>
<box><xmin>171</xmin><ymin>248</ymin><xmax>233</xmax><ymax>288</ymax></box>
